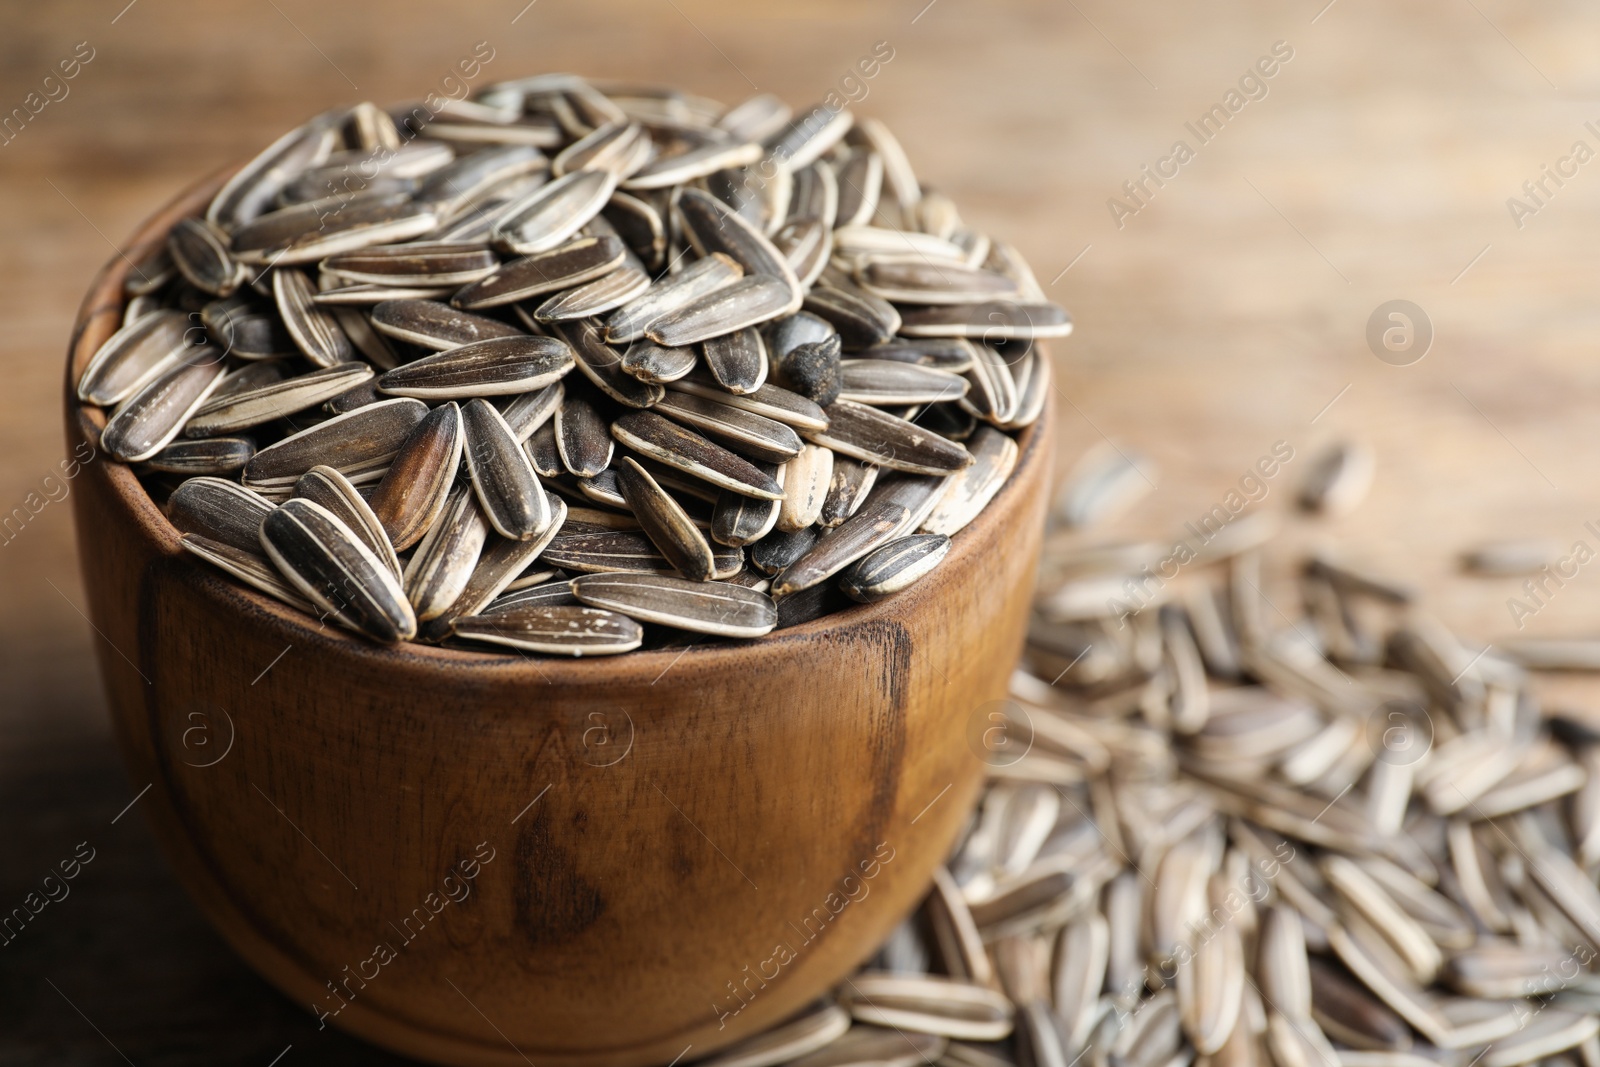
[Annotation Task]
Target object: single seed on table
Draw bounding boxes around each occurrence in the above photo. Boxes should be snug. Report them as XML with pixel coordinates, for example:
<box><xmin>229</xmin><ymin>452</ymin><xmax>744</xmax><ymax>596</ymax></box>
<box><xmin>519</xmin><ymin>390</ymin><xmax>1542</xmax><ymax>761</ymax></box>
<box><xmin>461</xmin><ymin>398</ymin><xmax>552</xmax><ymax>540</ymax></box>
<box><xmin>168</xmin><ymin>477</ymin><xmax>276</xmax><ymax>553</ymax></box>
<box><xmin>273</xmin><ymin>268</ymin><xmax>352</xmax><ymax>368</ymax></box>
<box><xmin>376</xmin><ymin>335</ymin><xmax>575</xmax><ymax>399</ymax></box>
<box><xmin>259</xmin><ymin>498</ymin><xmax>416</xmax><ymax>642</ymax></box>
<box><xmin>611</xmin><ymin>410</ymin><xmax>785</xmax><ymax>500</ymax></box>
<box><xmin>292</xmin><ymin>465</ymin><xmax>401</xmax><ymax>579</ymax></box>
<box><xmin>451</xmin><ymin>234</ymin><xmax>628</xmax><ymax>309</ymax></box>
<box><xmin>366</xmin><ymin>402</ymin><xmax>464</xmax><ymax>551</ymax></box>
<box><xmin>185</xmin><ymin>362</ymin><xmax>373</xmax><ymax>436</ymax></box>
<box><xmin>403</xmin><ymin>485</ymin><xmax>490</xmax><ymax>621</ymax></box>
<box><xmin>369</xmin><ymin>298</ymin><xmax>526</xmax><ymax>349</ymax></box>
<box><xmin>838</xmin><ymin>533</ymin><xmax>950</xmax><ymax>603</ymax></box>
<box><xmin>180</xmin><ymin>533</ymin><xmax>314</xmax><ymax>612</ymax></box>
<box><xmin>101</xmin><ymin>347</ymin><xmax>229</xmax><ymax>463</ymax></box>
<box><xmin>569</xmin><ymin>572</ymin><xmax>778</xmax><ymax>638</ymax></box>
<box><xmin>615</xmin><ymin>457</ymin><xmax>717</xmax><ymax>581</ymax></box>
<box><xmin>807</xmin><ymin>400</ymin><xmax>973</xmax><ymax>476</ymax></box>
<box><xmin>243</xmin><ymin>397</ymin><xmax>428</xmax><ymax>488</ymax></box>
<box><xmin>78</xmin><ymin>310</ymin><xmax>194</xmax><ymax>407</ymax></box>
<box><xmin>771</xmin><ymin>498</ymin><xmax>910</xmax><ymax>596</ymax></box>
<box><xmin>777</xmin><ymin>444</ymin><xmax>833</xmax><ymax>531</ymax></box>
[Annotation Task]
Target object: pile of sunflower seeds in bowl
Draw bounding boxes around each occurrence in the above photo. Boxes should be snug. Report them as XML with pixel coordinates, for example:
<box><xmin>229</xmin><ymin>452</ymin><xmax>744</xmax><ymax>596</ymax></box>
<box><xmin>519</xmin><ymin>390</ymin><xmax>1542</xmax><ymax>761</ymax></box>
<box><xmin>75</xmin><ymin>75</ymin><xmax>1067</xmax><ymax>656</ymax></box>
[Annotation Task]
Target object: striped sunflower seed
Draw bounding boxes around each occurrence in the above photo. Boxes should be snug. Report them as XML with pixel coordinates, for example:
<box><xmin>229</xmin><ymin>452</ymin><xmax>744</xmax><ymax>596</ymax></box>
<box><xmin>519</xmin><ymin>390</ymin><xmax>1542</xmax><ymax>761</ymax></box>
<box><xmin>569</xmin><ymin>572</ymin><xmax>777</xmax><ymax>637</ymax></box>
<box><xmin>452</xmin><ymin>235</ymin><xmax>626</xmax><ymax>309</ymax></box>
<box><xmin>143</xmin><ymin>436</ymin><xmax>255</xmax><ymax>475</ymax></box>
<box><xmin>366</xmin><ymin>401</ymin><xmax>464</xmax><ymax>551</ymax></box>
<box><xmin>168</xmin><ymin>476</ymin><xmax>275</xmax><ymax>552</ymax></box>
<box><xmin>492</xmin><ymin>168</ymin><xmax>618</xmax><ymax>254</ymax></box>
<box><xmin>101</xmin><ymin>347</ymin><xmax>229</xmax><ymax>463</ymax></box>
<box><xmin>921</xmin><ymin>426</ymin><xmax>1018</xmax><ymax>535</ymax></box>
<box><xmin>819</xmin><ymin>457</ymin><xmax>878</xmax><ymax>527</ymax></box>
<box><xmin>167</xmin><ymin>216</ymin><xmax>244</xmax><ymax>297</ymax></box>
<box><xmin>78</xmin><ymin>310</ymin><xmax>195</xmax><ymax>407</ymax></box>
<box><xmin>807</xmin><ymin>401</ymin><xmax>974</xmax><ymax>475</ymax></box>
<box><xmin>611</xmin><ymin>410</ymin><xmax>784</xmax><ymax>499</ymax></box>
<box><xmin>403</xmin><ymin>485</ymin><xmax>490</xmax><ymax>621</ymax></box>
<box><xmin>646</xmin><ymin>274</ymin><xmax>797</xmax><ymax>348</ymax></box>
<box><xmin>839</xmin><ymin>359</ymin><xmax>968</xmax><ymax>406</ymax></box>
<box><xmin>553</xmin><ymin>392</ymin><xmax>614</xmax><ymax>477</ymax></box>
<box><xmin>185</xmin><ymin>362</ymin><xmax>372</xmax><ymax>436</ymax></box>
<box><xmin>377</xmin><ymin>336</ymin><xmax>574</xmax><ymax>399</ymax></box>
<box><xmin>369</xmin><ymin>298</ymin><xmax>526</xmax><ymax>349</ymax></box>
<box><xmin>559</xmin><ymin>320</ymin><xmax>666</xmax><ymax>407</ymax></box>
<box><xmin>654</xmin><ymin>391</ymin><xmax>801</xmax><ymax>464</ymax></box>
<box><xmin>179</xmin><ymin>532</ymin><xmax>312</xmax><ymax>612</ymax></box>
<box><xmin>615</xmin><ymin>457</ymin><xmax>716</xmax><ymax>581</ymax></box>
<box><xmin>838</xmin><ymin>533</ymin><xmax>950</xmax><ymax>603</ymax></box>
<box><xmin>461</xmin><ymin>398</ymin><xmax>551</xmax><ymax>540</ymax></box>
<box><xmin>291</xmin><ymin>464</ymin><xmax>401</xmax><ymax>578</ymax></box>
<box><xmin>259</xmin><ymin>497</ymin><xmax>416</xmax><ymax>642</ymax></box>
<box><xmin>453</xmin><ymin>604</ymin><xmax>642</xmax><ymax>656</ymax></box>
<box><xmin>777</xmin><ymin>444</ymin><xmax>833</xmax><ymax>531</ymax></box>
<box><xmin>243</xmin><ymin>397</ymin><xmax>428</xmax><ymax>488</ymax></box>
<box><xmin>533</xmin><ymin>265</ymin><xmax>651</xmax><ymax>322</ymax></box>
<box><xmin>702</xmin><ymin>327</ymin><xmax>770</xmax><ymax>395</ymax></box>
<box><xmin>771</xmin><ymin>497</ymin><xmax>910</xmax><ymax>597</ymax></box>
<box><xmin>321</xmin><ymin>244</ymin><xmax>498</xmax><ymax>287</ymax></box>
<box><xmin>603</xmin><ymin>252</ymin><xmax>744</xmax><ymax>344</ymax></box>
<box><xmin>619</xmin><ymin>340</ymin><xmax>698</xmax><ymax>384</ymax></box>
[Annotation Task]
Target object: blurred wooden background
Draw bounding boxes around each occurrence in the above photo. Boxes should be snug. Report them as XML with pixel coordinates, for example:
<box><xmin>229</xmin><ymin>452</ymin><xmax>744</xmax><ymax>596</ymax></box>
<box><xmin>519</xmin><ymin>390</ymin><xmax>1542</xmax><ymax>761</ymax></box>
<box><xmin>6</xmin><ymin>0</ymin><xmax>1600</xmax><ymax>1061</ymax></box>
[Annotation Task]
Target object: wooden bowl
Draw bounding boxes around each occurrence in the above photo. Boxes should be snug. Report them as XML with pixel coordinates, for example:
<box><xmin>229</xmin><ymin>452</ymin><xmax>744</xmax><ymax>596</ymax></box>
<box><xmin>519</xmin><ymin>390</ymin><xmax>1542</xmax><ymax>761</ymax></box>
<box><xmin>63</xmin><ymin>169</ymin><xmax>1054</xmax><ymax>1067</ymax></box>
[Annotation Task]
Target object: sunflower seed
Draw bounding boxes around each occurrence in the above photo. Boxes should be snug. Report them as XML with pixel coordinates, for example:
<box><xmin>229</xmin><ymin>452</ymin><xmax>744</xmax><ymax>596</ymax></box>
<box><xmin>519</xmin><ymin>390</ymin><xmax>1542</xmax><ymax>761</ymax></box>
<box><xmin>550</xmin><ymin>121</ymin><xmax>648</xmax><ymax>178</ymax></box>
<box><xmin>834</xmin><ymin>150</ymin><xmax>884</xmax><ymax>229</ymax></box>
<box><xmin>168</xmin><ymin>477</ymin><xmax>275</xmax><ymax>552</ymax></box>
<box><xmin>493</xmin><ymin>168</ymin><xmax>618</xmax><ymax>254</ymax></box>
<box><xmin>167</xmin><ymin>217</ymin><xmax>244</xmax><ymax>297</ymax></box>
<box><xmin>838</xmin><ymin>359</ymin><xmax>969</xmax><ymax>407</ymax></box>
<box><xmin>712</xmin><ymin>469</ymin><xmax>783</xmax><ymax>547</ymax></box>
<box><xmin>1307</xmin><ymin>958</ymin><xmax>1414</xmax><ymax>1051</ymax></box>
<box><xmin>776</xmin><ymin>445</ymin><xmax>833</xmax><ymax>531</ymax></box>
<box><xmin>542</xmin><ymin>530</ymin><xmax>682</xmax><ymax>574</ymax></box>
<box><xmin>807</xmin><ymin>401</ymin><xmax>973</xmax><ymax>475</ymax></box>
<box><xmin>669</xmin><ymin>369</ymin><xmax>829</xmax><ymax>432</ymax></box>
<box><xmin>244</xmin><ymin>397</ymin><xmax>428</xmax><ymax>488</ymax></box>
<box><xmin>1052</xmin><ymin>913</ymin><xmax>1108</xmax><ymax>1054</ymax></box>
<box><xmin>102</xmin><ymin>347</ymin><xmax>229</xmax><ymax>462</ymax></box>
<box><xmin>461</xmin><ymin>398</ymin><xmax>551</xmax><ymax>540</ymax></box>
<box><xmin>602</xmin><ymin>191</ymin><xmax>667</xmax><ymax>271</ymax></box>
<box><xmin>403</xmin><ymin>485</ymin><xmax>490</xmax><ymax>621</ymax></box>
<box><xmin>547</xmin><ymin>392</ymin><xmax>612</xmax><ymax>477</ymax></box>
<box><xmin>838</xmin><ymin>973</ymin><xmax>1014</xmax><ymax>1042</ymax></box>
<box><xmin>533</xmin><ymin>265</ymin><xmax>651</xmax><ymax>321</ymax></box>
<box><xmin>624</xmin><ymin>139</ymin><xmax>764</xmax><ymax>190</ymax></box>
<box><xmin>615</xmin><ymin>457</ymin><xmax>716</xmax><ymax>581</ymax></box>
<box><xmin>232</xmin><ymin>194</ymin><xmax>438</xmax><ymax>266</ymax></box>
<box><xmin>653</xmin><ymin>391</ymin><xmax>802</xmax><ymax>464</ymax></box>
<box><xmin>921</xmin><ymin>427</ymin><xmax>1018</xmax><ymax>536</ymax></box>
<box><xmin>618</xmin><ymin>340</ymin><xmax>698</xmax><ymax>383</ymax></box>
<box><xmin>603</xmin><ymin>252</ymin><xmax>744</xmax><ymax>344</ymax></box>
<box><xmin>269</xmin><ymin>269</ymin><xmax>351</xmax><ymax>367</ymax></box>
<box><xmin>362</xmin><ymin>402</ymin><xmax>464</xmax><ymax>551</ymax></box>
<box><xmin>858</xmin><ymin>260</ymin><xmax>1020</xmax><ymax>305</ymax></box>
<box><xmin>749</xmin><ymin>525</ymin><xmax>819</xmax><ymax>577</ymax></box>
<box><xmin>838</xmin><ymin>533</ymin><xmax>950</xmax><ymax>603</ymax></box>
<box><xmin>323</xmin><ymin>244</ymin><xmax>499</xmax><ymax>287</ymax></box>
<box><xmin>451</xmin><ymin>235</ymin><xmax>626</xmax><ymax>309</ymax></box>
<box><xmin>820</xmin><ymin>457</ymin><xmax>879</xmax><ymax>527</ymax></box>
<box><xmin>803</xmin><ymin>285</ymin><xmax>901</xmax><ymax>348</ymax></box>
<box><xmin>570</xmin><ymin>572</ymin><xmax>776</xmax><ymax>637</ymax></box>
<box><xmin>207</xmin><ymin>116</ymin><xmax>339</xmax><ymax>229</ymax></box>
<box><xmin>78</xmin><ymin>310</ymin><xmax>195</xmax><ymax>407</ymax></box>
<box><xmin>255</xmin><ymin>497</ymin><xmax>412</xmax><ymax>641</ymax></box>
<box><xmin>419</xmin><ymin>498</ymin><xmax>566</xmax><ymax>634</ymax></box>
<box><xmin>899</xmin><ymin>302</ymin><xmax>1072</xmax><ymax>340</ymax></box>
<box><xmin>377</xmin><ymin>335</ymin><xmax>574</xmax><ymax>399</ymax></box>
<box><xmin>291</xmin><ymin>465</ymin><xmax>401</xmax><ymax>578</ymax></box>
<box><xmin>1298</xmin><ymin>443</ymin><xmax>1374</xmax><ymax>516</ymax></box>
<box><xmin>143</xmin><ymin>435</ymin><xmax>255</xmax><ymax>475</ymax></box>
<box><xmin>646</xmin><ymin>274</ymin><xmax>796</xmax><ymax>348</ymax></box>
<box><xmin>778</xmin><ymin>336</ymin><xmax>844</xmax><ymax>406</ymax></box>
<box><xmin>611</xmin><ymin>409</ymin><xmax>784</xmax><ymax>499</ymax></box>
<box><xmin>676</xmin><ymin>188</ymin><xmax>803</xmax><ymax>311</ymax></box>
<box><xmin>1460</xmin><ymin>540</ymin><xmax>1560</xmax><ymax>578</ymax></box>
<box><xmin>369</xmin><ymin>298</ymin><xmax>526</xmax><ymax>348</ymax></box>
<box><xmin>453</xmin><ymin>603</ymin><xmax>642</xmax><ymax>656</ymax></box>
<box><xmin>483</xmin><ymin>580</ymin><xmax>578</xmax><ymax>612</ymax></box>
<box><xmin>179</xmin><ymin>532</ymin><xmax>314</xmax><ymax>611</ymax></box>
<box><xmin>413</xmin><ymin>144</ymin><xmax>549</xmax><ymax>216</ymax></box>
<box><xmin>771</xmin><ymin>498</ymin><xmax>910</xmax><ymax>597</ymax></box>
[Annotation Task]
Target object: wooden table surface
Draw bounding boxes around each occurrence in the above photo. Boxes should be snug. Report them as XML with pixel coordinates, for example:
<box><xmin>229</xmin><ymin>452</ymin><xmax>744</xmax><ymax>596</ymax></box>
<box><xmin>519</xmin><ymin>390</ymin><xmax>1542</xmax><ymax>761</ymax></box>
<box><xmin>6</xmin><ymin>0</ymin><xmax>1600</xmax><ymax>1061</ymax></box>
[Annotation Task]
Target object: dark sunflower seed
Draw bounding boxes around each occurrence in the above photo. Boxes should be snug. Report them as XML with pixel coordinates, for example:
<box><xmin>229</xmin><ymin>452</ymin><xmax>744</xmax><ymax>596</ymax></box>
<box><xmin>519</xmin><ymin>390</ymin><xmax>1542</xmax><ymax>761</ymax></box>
<box><xmin>767</xmin><ymin>312</ymin><xmax>838</xmax><ymax>362</ymax></box>
<box><xmin>243</xmin><ymin>396</ymin><xmax>428</xmax><ymax>488</ymax></box>
<box><xmin>702</xmin><ymin>327</ymin><xmax>769</xmax><ymax>395</ymax></box>
<box><xmin>292</xmin><ymin>464</ymin><xmax>401</xmax><ymax>578</ymax></box>
<box><xmin>620</xmin><ymin>340</ymin><xmax>698</xmax><ymax>383</ymax></box>
<box><xmin>863</xmin><ymin>338</ymin><xmax>976</xmax><ymax>372</ymax></box>
<box><xmin>142</xmin><ymin>435</ymin><xmax>255</xmax><ymax>476</ymax></box>
<box><xmin>857</xmin><ymin>260</ymin><xmax>1020</xmax><ymax>305</ymax></box>
<box><xmin>483</xmin><ymin>580</ymin><xmax>579</xmax><ymax>613</ymax></box>
<box><xmin>750</xmin><ymin>525</ymin><xmax>820</xmax><ymax>577</ymax></box>
<box><xmin>898</xmin><ymin>301</ymin><xmax>1073</xmax><ymax>340</ymax></box>
<box><xmin>777</xmin><ymin>336</ymin><xmax>843</xmax><ymax>406</ymax></box>
<box><xmin>611</xmin><ymin>410</ymin><xmax>784</xmax><ymax>499</ymax></box>
<box><xmin>603</xmin><ymin>252</ymin><xmax>744</xmax><ymax>344</ymax></box>
<box><xmin>187</xmin><ymin>363</ymin><xmax>371</xmax><ymax>438</ymax></box>
<box><xmin>452</xmin><ymin>235</ymin><xmax>626</xmax><ymax>309</ymax></box>
<box><xmin>77</xmin><ymin>310</ymin><xmax>195</xmax><ymax>407</ymax></box>
<box><xmin>558</xmin><ymin>320</ymin><xmax>665</xmax><ymax>407</ymax></box>
<box><xmin>277</xmin><ymin>268</ymin><xmax>353</xmax><ymax>368</ymax></box>
<box><xmin>839</xmin><ymin>533</ymin><xmax>951</xmax><ymax>603</ymax></box>
<box><xmin>570</xmin><ymin>572</ymin><xmax>777</xmax><ymax>638</ymax></box>
<box><xmin>419</xmin><ymin>496</ymin><xmax>566</xmax><ymax>636</ymax></box>
<box><xmin>260</xmin><ymin>498</ymin><xmax>416</xmax><ymax>642</ymax></box>
<box><xmin>168</xmin><ymin>476</ymin><xmax>275</xmax><ymax>553</ymax></box>
<box><xmin>167</xmin><ymin>217</ymin><xmax>243</xmax><ymax>297</ymax></box>
<box><xmin>712</xmin><ymin>469</ymin><xmax>783</xmax><ymax>547</ymax></box>
<box><xmin>807</xmin><ymin>400</ymin><xmax>974</xmax><ymax>475</ymax></box>
<box><xmin>525</xmin><ymin>420</ymin><xmax>563</xmax><ymax>477</ymax></box>
<box><xmin>555</xmin><ymin>392</ymin><xmax>614</xmax><ymax>477</ymax></box>
<box><xmin>653</xmin><ymin>391</ymin><xmax>802</xmax><ymax>464</ymax></box>
<box><xmin>367</xmin><ymin>401</ymin><xmax>465</xmax><ymax>551</ymax></box>
<box><xmin>101</xmin><ymin>347</ymin><xmax>229</xmax><ymax>463</ymax></box>
<box><xmin>206</xmin><ymin>117</ymin><xmax>340</xmax><ymax>229</ymax></box>
<box><xmin>377</xmin><ymin>336</ymin><xmax>574</xmax><ymax>400</ymax></box>
<box><xmin>403</xmin><ymin>485</ymin><xmax>490</xmax><ymax>621</ymax></box>
<box><xmin>802</xmin><ymin>285</ymin><xmax>901</xmax><ymax>348</ymax></box>
<box><xmin>498</xmin><ymin>381</ymin><xmax>564</xmax><ymax>442</ymax></box>
<box><xmin>602</xmin><ymin>190</ymin><xmax>667</xmax><ymax>272</ymax></box>
<box><xmin>462</xmin><ymin>398</ymin><xmax>552</xmax><ymax>540</ymax></box>
<box><xmin>771</xmin><ymin>497</ymin><xmax>911</xmax><ymax>597</ymax></box>
<box><xmin>616</xmin><ymin>456</ymin><xmax>717</xmax><ymax>581</ymax></box>
<box><xmin>454</xmin><ymin>604</ymin><xmax>643</xmax><ymax>656</ymax></box>
<box><xmin>819</xmin><ymin>457</ymin><xmax>880</xmax><ymax>528</ymax></box>
<box><xmin>669</xmin><ymin>369</ymin><xmax>829</xmax><ymax>432</ymax></box>
<box><xmin>369</xmin><ymin>298</ymin><xmax>526</xmax><ymax>349</ymax></box>
<box><xmin>322</xmin><ymin>244</ymin><xmax>499</xmax><ymax>286</ymax></box>
<box><xmin>533</xmin><ymin>265</ymin><xmax>651</xmax><ymax>321</ymax></box>
<box><xmin>646</xmin><ymin>274</ymin><xmax>796</xmax><ymax>348</ymax></box>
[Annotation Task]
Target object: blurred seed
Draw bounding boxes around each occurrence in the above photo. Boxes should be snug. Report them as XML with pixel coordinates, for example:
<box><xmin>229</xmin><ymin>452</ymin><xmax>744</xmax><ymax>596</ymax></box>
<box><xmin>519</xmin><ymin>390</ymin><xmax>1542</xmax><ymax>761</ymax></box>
<box><xmin>1298</xmin><ymin>443</ymin><xmax>1374</xmax><ymax>516</ymax></box>
<box><xmin>142</xmin><ymin>435</ymin><xmax>255</xmax><ymax>475</ymax></box>
<box><xmin>78</xmin><ymin>310</ymin><xmax>194</xmax><ymax>407</ymax></box>
<box><xmin>167</xmin><ymin>217</ymin><xmax>243</xmax><ymax>297</ymax></box>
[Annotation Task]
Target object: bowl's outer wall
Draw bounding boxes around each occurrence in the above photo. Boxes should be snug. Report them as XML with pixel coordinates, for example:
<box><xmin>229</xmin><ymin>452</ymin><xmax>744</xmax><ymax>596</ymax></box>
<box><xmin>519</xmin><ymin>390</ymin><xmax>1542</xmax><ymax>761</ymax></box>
<box><xmin>65</xmin><ymin>170</ymin><xmax>1054</xmax><ymax>1067</ymax></box>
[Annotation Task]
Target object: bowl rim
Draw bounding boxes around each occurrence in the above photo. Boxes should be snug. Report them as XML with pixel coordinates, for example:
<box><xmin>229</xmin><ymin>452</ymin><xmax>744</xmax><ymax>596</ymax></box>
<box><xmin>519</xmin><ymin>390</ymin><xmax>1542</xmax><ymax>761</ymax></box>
<box><xmin>65</xmin><ymin>164</ymin><xmax>1054</xmax><ymax>684</ymax></box>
